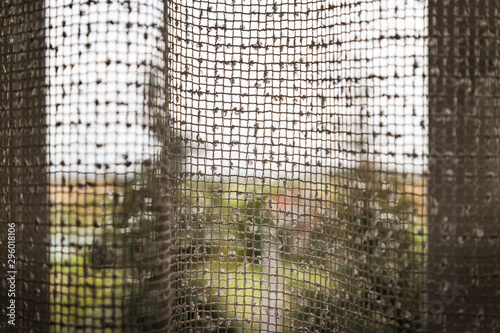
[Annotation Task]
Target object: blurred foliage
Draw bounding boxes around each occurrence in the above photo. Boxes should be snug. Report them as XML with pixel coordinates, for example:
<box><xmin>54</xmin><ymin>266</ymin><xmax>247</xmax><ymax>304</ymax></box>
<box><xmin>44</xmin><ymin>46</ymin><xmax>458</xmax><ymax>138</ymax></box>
<box><xmin>49</xmin><ymin>163</ymin><xmax>427</xmax><ymax>332</ymax></box>
<box><xmin>295</xmin><ymin>164</ymin><xmax>427</xmax><ymax>332</ymax></box>
<box><xmin>176</xmin><ymin>164</ymin><xmax>427</xmax><ymax>333</ymax></box>
<box><xmin>176</xmin><ymin>181</ymin><xmax>279</xmax><ymax>265</ymax></box>
<box><xmin>49</xmin><ymin>181</ymin><xmax>135</xmax><ymax>332</ymax></box>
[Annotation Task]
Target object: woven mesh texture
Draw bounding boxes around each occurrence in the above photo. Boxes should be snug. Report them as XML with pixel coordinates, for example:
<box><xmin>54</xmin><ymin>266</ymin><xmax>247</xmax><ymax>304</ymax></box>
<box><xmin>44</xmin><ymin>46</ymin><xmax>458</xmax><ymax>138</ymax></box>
<box><xmin>1</xmin><ymin>0</ymin><xmax>499</xmax><ymax>332</ymax></box>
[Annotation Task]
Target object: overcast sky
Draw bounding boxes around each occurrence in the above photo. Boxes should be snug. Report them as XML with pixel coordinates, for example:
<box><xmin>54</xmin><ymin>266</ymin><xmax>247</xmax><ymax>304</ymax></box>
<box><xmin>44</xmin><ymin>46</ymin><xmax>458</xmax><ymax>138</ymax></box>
<box><xmin>47</xmin><ymin>0</ymin><xmax>427</xmax><ymax>181</ymax></box>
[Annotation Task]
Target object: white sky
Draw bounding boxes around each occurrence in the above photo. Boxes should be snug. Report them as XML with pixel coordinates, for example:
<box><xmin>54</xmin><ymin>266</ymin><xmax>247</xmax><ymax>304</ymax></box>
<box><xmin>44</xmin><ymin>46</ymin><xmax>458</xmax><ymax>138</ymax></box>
<box><xmin>47</xmin><ymin>0</ymin><xmax>427</xmax><ymax>181</ymax></box>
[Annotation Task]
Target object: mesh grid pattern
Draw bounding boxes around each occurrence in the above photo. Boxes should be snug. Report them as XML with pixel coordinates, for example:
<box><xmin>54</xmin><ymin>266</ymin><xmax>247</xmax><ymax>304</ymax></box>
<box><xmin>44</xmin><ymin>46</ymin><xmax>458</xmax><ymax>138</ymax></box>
<box><xmin>1</xmin><ymin>0</ymin><xmax>499</xmax><ymax>332</ymax></box>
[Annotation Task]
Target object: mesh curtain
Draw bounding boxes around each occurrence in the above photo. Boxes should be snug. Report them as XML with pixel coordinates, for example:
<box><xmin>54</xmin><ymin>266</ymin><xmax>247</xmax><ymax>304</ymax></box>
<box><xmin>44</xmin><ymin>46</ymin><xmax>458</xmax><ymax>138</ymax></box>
<box><xmin>1</xmin><ymin>0</ymin><xmax>499</xmax><ymax>332</ymax></box>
